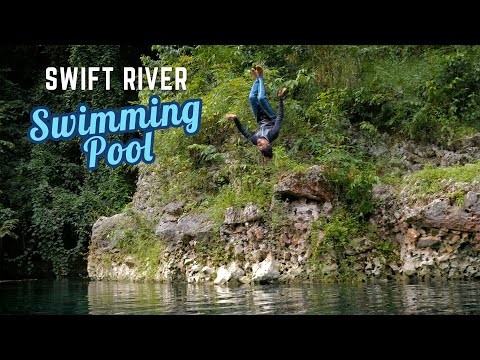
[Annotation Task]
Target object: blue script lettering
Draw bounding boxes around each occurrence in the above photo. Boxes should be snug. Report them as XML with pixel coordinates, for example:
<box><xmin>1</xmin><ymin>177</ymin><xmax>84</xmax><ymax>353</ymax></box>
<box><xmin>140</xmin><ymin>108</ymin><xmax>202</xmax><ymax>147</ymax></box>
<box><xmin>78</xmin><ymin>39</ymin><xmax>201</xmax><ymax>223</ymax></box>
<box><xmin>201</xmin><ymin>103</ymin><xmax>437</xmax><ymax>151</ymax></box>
<box><xmin>82</xmin><ymin>131</ymin><xmax>155</xmax><ymax>170</ymax></box>
<box><xmin>27</xmin><ymin>95</ymin><xmax>201</xmax><ymax>169</ymax></box>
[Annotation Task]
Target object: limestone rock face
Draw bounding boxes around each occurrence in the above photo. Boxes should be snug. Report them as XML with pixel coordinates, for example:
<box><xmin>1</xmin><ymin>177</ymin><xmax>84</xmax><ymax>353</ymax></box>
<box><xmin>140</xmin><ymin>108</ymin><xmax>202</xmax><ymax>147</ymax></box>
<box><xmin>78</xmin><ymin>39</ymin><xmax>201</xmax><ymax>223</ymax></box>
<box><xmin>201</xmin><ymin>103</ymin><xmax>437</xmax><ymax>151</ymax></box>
<box><xmin>90</xmin><ymin>213</ymin><xmax>128</xmax><ymax>250</ymax></box>
<box><xmin>404</xmin><ymin>192</ymin><xmax>480</xmax><ymax>232</ymax></box>
<box><xmin>274</xmin><ymin>165</ymin><xmax>332</xmax><ymax>202</ymax></box>
<box><xmin>252</xmin><ymin>254</ymin><xmax>280</xmax><ymax>284</ymax></box>
<box><xmin>89</xmin><ymin>151</ymin><xmax>480</xmax><ymax>283</ymax></box>
<box><xmin>370</xmin><ymin>181</ymin><xmax>480</xmax><ymax>280</ymax></box>
<box><xmin>214</xmin><ymin>266</ymin><xmax>232</xmax><ymax>285</ymax></box>
<box><xmin>224</xmin><ymin>204</ymin><xmax>262</xmax><ymax>225</ymax></box>
<box><xmin>155</xmin><ymin>212</ymin><xmax>215</xmax><ymax>244</ymax></box>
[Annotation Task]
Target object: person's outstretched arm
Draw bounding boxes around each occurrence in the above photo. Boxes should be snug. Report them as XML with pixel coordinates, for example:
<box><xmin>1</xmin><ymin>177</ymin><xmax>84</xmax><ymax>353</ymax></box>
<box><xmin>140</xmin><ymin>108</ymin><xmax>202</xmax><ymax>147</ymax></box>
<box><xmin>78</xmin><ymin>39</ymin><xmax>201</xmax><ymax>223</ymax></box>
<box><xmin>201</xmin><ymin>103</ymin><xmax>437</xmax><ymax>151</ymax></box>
<box><xmin>227</xmin><ymin>114</ymin><xmax>257</xmax><ymax>145</ymax></box>
<box><xmin>267</xmin><ymin>97</ymin><xmax>284</xmax><ymax>142</ymax></box>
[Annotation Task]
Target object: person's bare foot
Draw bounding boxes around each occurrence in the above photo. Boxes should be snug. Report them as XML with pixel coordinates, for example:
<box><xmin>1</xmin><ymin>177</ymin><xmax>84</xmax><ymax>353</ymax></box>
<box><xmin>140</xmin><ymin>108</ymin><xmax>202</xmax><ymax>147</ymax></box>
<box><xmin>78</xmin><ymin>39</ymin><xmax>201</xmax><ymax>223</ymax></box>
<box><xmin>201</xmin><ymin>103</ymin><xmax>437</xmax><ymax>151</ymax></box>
<box><xmin>250</xmin><ymin>68</ymin><xmax>258</xmax><ymax>78</ymax></box>
<box><xmin>278</xmin><ymin>87</ymin><xmax>287</xmax><ymax>98</ymax></box>
<box><xmin>226</xmin><ymin>113</ymin><xmax>237</xmax><ymax>120</ymax></box>
<box><xmin>255</xmin><ymin>65</ymin><xmax>264</xmax><ymax>77</ymax></box>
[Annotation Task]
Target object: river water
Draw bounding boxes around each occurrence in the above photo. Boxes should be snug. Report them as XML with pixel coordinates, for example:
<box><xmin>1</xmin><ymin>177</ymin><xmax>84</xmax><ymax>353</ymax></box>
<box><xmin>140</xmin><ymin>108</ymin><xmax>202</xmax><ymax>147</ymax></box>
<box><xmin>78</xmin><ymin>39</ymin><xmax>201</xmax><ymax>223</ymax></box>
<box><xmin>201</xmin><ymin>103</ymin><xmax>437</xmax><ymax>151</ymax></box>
<box><xmin>1</xmin><ymin>280</ymin><xmax>480</xmax><ymax>315</ymax></box>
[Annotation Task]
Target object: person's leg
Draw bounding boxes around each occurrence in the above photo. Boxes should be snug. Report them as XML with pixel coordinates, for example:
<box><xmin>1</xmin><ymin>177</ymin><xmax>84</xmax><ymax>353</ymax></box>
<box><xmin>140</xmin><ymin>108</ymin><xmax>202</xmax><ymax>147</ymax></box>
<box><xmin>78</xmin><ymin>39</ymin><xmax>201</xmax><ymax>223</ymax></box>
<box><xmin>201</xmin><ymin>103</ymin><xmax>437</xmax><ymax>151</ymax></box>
<box><xmin>257</xmin><ymin>76</ymin><xmax>276</xmax><ymax>118</ymax></box>
<box><xmin>249</xmin><ymin>77</ymin><xmax>260</xmax><ymax>119</ymax></box>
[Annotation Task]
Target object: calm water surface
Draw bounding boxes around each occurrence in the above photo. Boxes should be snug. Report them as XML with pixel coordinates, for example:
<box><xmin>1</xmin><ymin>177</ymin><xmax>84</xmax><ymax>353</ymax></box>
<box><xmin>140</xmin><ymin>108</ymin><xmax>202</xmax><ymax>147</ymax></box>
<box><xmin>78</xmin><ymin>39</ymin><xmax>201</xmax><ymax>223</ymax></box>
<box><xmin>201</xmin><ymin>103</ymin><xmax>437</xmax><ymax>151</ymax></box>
<box><xmin>1</xmin><ymin>280</ymin><xmax>480</xmax><ymax>315</ymax></box>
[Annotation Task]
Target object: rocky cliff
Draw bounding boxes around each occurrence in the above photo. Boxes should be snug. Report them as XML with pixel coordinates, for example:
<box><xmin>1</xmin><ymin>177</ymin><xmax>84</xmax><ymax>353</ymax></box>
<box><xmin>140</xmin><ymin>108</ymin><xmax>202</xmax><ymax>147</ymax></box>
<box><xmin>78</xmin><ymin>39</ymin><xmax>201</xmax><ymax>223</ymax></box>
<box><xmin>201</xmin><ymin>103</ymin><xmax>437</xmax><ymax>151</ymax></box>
<box><xmin>373</xmin><ymin>181</ymin><xmax>480</xmax><ymax>279</ymax></box>
<box><xmin>88</xmin><ymin>133</ymin><xmax>480</xmax><ymax>284</ymax></box>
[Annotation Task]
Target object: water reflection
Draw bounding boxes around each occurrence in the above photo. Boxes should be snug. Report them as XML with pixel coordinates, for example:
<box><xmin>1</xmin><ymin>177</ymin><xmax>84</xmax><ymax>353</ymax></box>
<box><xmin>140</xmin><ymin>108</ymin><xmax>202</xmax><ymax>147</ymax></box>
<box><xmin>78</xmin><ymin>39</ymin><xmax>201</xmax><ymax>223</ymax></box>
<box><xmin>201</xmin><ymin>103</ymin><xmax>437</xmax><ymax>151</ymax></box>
<box><xmin>85</xmin><ymin>281</ymin><xmax>480</xmax><ymax>315</ymax></box>
<box><xmin>398</xmin><ymin>282</ymin><xmax>480</xmax><ymax>315</ymax></box>
<box><xmin>2</xmin><ymin>280</ymin><xmax>480</xmax><ymax>314</ymax></box>
<box><xmin>0</xmin><ymin>279</ymin><xmax>89</xmax><ymax>315</ymax></box>
<box><xmin>86</xmin><ymin>282</ymin><xmax>311</xmax><ymax>314</ymax></box>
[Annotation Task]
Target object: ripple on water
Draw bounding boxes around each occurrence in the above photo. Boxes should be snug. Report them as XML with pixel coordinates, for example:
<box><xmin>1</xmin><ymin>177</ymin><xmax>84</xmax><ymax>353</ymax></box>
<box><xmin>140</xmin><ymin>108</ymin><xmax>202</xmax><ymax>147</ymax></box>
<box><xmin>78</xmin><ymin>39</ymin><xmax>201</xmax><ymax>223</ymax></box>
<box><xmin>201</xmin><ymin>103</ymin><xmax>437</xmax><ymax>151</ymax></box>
<box><xmin>1</xmin><ymin>280</ymin><xmax>480</xmax><ymax>314</ymax></box>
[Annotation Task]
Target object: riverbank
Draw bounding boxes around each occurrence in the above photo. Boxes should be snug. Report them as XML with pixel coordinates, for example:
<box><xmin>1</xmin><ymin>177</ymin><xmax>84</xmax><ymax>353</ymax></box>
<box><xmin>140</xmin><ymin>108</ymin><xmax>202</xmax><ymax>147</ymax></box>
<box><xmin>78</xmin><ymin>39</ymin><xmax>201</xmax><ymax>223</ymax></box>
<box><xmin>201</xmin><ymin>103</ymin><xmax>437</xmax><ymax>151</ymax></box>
<box><xmin>88</xmin><ymin>130</ymin><xmax>480</xmax><ymax>284</ymax></box>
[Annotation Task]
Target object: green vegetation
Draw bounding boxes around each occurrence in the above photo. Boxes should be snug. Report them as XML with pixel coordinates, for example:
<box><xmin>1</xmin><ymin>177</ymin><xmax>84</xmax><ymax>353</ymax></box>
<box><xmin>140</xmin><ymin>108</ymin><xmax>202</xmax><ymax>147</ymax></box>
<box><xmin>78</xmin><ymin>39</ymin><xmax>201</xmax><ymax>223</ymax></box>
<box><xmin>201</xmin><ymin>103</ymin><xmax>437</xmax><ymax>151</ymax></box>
<box><xmin>0</xmin><ymin>45</ymin><xmax>146</xmax><ymax>278</ymax></box>
<box><xmin>373</xmin><ymin>240</ymin><xmax>399</xmax><ymax>264</ymax></box>
<box><xmin>134</xmin><ymin>46</ymin><xmax>480</xmax><ymax>270</ymax></box>
<box><xmin>308</xmin><ymin>209</ymin><xmax>374</xmax><ymax>282</ymax></box>
<box><xmin>138</xmin><ymin>46</ymin><xmax>480</xmax><ymax>226</ymax></box>
<box><xmin>403</xmin><ymin>160</ymin><xmax>480</xmax><ymax>197</ymax></box>
<box><xmin>308</xmin><ymin>208</ymin><xmax>399</xmax><ymax>282</ymax></box>
<box><xmin>2</xmin><ymin>45</ymin><xmax>480</xmax><ymax>279</ymax></box>
<box><xmin>115</xmin><ymin>210</ymin><xmax>161</xmax><ymax>278</ymax></box>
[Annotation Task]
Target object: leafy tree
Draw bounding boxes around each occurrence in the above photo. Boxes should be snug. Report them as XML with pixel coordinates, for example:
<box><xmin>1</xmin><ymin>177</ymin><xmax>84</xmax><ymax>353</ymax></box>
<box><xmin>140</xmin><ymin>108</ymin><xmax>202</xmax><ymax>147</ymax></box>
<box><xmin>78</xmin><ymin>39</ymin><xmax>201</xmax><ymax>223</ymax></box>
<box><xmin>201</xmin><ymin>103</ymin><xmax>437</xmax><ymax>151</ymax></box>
<box><xmin>0</xmin><ymin>45</ymin><xmax>147</xmax><ymax>278</ymax></box>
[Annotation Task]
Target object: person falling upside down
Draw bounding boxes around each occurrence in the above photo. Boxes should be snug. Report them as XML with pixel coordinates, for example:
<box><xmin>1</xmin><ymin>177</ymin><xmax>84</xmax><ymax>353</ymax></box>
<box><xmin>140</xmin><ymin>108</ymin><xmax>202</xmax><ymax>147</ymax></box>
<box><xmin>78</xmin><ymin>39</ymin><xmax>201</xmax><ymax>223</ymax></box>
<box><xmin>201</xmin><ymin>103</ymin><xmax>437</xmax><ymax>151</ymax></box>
<box><xmin>227</xmin><ymin>65</ymin><xmax>287</xmax><ymax>160</ymax></box>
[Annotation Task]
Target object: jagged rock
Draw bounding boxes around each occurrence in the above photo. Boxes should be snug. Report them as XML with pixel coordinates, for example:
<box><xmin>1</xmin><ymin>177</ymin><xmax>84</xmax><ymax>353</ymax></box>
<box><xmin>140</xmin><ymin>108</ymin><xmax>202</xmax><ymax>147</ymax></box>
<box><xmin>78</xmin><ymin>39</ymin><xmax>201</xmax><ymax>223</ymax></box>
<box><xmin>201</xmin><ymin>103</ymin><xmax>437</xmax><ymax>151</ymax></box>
<box><xmin>124</xmin><ymin>256</ymin><xmax>137</xmax><ymax>267</ymax></box>
<box><xmin>464</xmin><ymin>191</ymin><xmax>480</xmax><ymax>212</ymax></box>
<box><xmin>349</xmin><ymin>237</ymin><xmax>374</xmax><ymax>254</ymax></box>
<box><xmin>177</xmin><ymin>213</ymin><xmax>215</xmax><ymax>241</ymax></box>
<box><xmin>239</xmin><ymin>276</ymin><xmax>251</xmax><ymax>284</ymax></box>
<box><xmin>322</xmin><ymin>263</ymin><xmax>338</xmax><ymax>273</ymax></box>
<box><xmin>156</xmin><ymin>212</ymin><xmax>215</xmax><ymax>244</ymax></box>
<box><xmin>419</xmin><ymin>257</ymin><xmax>434</xmax><ymax>267</ymax></box>
<box><xmin>184</xmin><ymin>257</ymin><xmax>195</xmax><ymax>265</ymax></box>
<box><xmin>321</xmin><ymin>201</ymin><xmax>333</xmax><ymax>218</ymax></box>
<box><xmin>406</xmin><ymin>228</ymin><xmax>421</xmax><ymax>241</ymax></box>
<box><xmin>90</xmin><ymin>213</ymin><xmax>128</xmax><ymax>250</ymax></box>
<box><xmin>224</xmin><ymin>204</ymin><xmax>261</xmax><ymax>225</ymax></box>
<box><xmin>370</xmin><ymin>184</ymin><xmax>402</xmax><ymax>241</ymax></box>
<box><xmin>405</xmin><ymin>193</ymin><xmax>480</xmax><ymax>232</ymax></box>
<box><xmin>132</xmin><ymin>171</ymin><xmax>157</xmax><ymax>211</ymax></box>
<box><xmin>252</xmin><ymin>253</ymin><xmax>280</xmax><ymax>283</ymax></box>
<box><xmin>372</xmin><ymin>184</ymin><xmax>398</xmax><ymax>204</ymax></box>
<box><xmin>465</xmin><ymin>133</ymin><xmax>480</xmax><ymax>147</ymax></box>
<box><xmin>290</xmin><ymin>254</ymin><xmax>298</xmax><ymax>264</ymax></box>
<box><xmin>402</xmin><ymin>258</ymin><xmax>417</xmax><ymax>276</ymax></box>
<box><xmin>201</xmin><ymin>266</ymin><xmax>214</xmax><ymax>275</ymax></box>
<box><xmin>164</xmin><ymin>201</ymin><xmax>185</xmax><ymax>216</ymax></box>
<box><xmin>373</xmin><ymin>134</ymin><xmax>480</xmax><ymax>172</ymax></box>
<box><xmin>417</xmin><ymin>236</ymin><xmax>440</xmax><ymax>249</ymax></box>
<box><xmin>437</xmin><ymin>254</ymin><xmax>450</xmax><ymax>262</ymax></box>
<box><xmin>287</xmin><ymin>200</ymin><xmax>321</xmax><ymax>222</ymax></box>
<box><xmin>282</xmin><ymin>265</ymin><xmax>304</xmax><ymax>281</ymax></box>
<box><xmin>234</xmin><ymin>244</ymin><xmax>244</xmax><ymax>255</ymax></box>
<box><xmin>227</xmin><ymin>261</ymin><xmax>245</xmax><ymax>281</ymax></box>
<box><xmin>214</xmin><ymin>266</ymin><xmax>231</xmax><ymax>285</ymax></box>
<box><xmin>274</xmin><ymin>165</ymin><xmax>332</xmax><ymax>201</ymax></box>
<box><xmin>190</xmin><ymin>264</ymin><xmax>200</xmax><ymax>273</ymax></box>
<box><xmin>251</xmin><ymin>249</ymin><xmax>263</xmax><ymax>262</ymax></box>
<box><xmin>155</xmin><ymin>221</ymin><xmax>181</xmax><ymax>243</ymax></box>
<box><xmin>354</xmin><ymin>262</ymin><xmax>364</xmax><ymax>271</ymax></box>
<box><xmin>440</xmin><ymin>151</ymin><xmax>470</xmax><ymax>167</ymax></box>
<box><xmin>159</xmin><ymin>213</ymin><xmax>178</xmax><ymax>223</ymax></box>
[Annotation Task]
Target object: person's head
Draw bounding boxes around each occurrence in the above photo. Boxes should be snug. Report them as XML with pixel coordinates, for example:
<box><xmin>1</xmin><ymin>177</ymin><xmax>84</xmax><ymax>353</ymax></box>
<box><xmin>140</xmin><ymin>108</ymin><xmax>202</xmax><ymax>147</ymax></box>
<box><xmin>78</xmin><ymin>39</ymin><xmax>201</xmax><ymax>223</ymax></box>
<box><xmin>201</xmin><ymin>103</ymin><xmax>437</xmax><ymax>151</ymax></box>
<box><xmin>257</xmin><ymin>137</ymin><xmax>273</xmax><ymax>159</ymax></box>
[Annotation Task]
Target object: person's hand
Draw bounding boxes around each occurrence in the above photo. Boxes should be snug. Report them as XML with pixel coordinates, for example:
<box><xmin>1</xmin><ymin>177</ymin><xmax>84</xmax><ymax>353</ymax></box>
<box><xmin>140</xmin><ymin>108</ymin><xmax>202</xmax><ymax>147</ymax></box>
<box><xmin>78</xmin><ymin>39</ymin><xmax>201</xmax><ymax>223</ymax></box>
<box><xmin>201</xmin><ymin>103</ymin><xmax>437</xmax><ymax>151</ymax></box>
<box><xmin>278</xmin><ymin>87</ymin><xmax>287</xmax><ymax>99</ymax></box>
<box><xmin>226</xmin><ymin>113</ymin><xmax>237</xmax><ymax>120</ymax></box>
